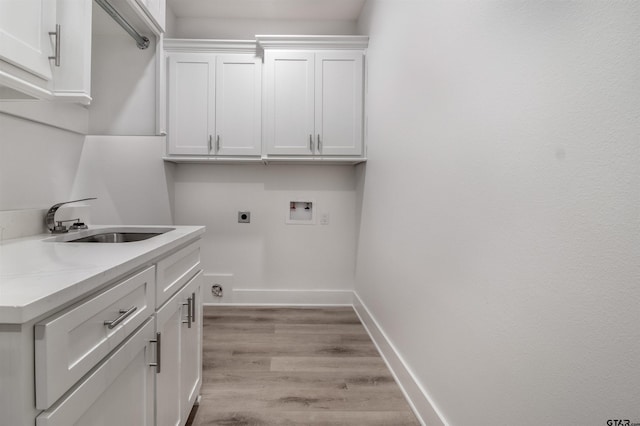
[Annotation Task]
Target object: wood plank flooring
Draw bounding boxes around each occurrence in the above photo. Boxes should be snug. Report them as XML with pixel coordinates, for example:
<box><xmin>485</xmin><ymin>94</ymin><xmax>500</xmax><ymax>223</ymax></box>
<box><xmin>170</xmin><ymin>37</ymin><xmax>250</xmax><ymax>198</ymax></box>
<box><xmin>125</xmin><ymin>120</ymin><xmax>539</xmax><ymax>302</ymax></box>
<box><xmin>188</xmin><ymin>306</ymin><xmax>420</xmax><ymax>426</ymax></box>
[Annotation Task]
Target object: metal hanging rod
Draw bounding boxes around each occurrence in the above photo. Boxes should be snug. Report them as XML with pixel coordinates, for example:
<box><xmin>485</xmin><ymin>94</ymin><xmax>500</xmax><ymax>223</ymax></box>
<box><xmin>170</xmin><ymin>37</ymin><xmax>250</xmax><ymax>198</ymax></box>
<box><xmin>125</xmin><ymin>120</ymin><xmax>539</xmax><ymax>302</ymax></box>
<box><xmin>94</xmin><ymin>0</ymin><xmax>150</xmax><ymax>49</ymax></box>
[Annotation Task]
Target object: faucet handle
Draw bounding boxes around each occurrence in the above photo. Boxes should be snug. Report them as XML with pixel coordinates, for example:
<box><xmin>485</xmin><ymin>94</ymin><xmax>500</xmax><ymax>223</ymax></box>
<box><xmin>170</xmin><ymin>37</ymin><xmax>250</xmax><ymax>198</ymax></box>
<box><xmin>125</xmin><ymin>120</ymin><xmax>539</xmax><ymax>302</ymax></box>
<box><xmin>69</xmin><ymin>221</ymin><xmax>88</xmax><ymax>230</ymax></box>
<box><xmin>51</xmin><ymin>221</ymin><xmax>69</xmax><ymax>233</ymax></box>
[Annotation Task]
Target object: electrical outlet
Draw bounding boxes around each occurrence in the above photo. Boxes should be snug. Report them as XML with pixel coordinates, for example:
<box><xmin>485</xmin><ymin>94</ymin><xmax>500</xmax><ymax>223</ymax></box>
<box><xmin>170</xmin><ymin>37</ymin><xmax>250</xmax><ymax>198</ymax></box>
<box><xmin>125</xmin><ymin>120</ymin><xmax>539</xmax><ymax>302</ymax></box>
<box><xmin>238</xmin><ymin>211</ymin><xmax>250</xmax><ymax>223</ymax></box>
<box><xmin>320</xmin><ymin>212</ymin><xmax>330</xmax><ymax>225</ymax></box>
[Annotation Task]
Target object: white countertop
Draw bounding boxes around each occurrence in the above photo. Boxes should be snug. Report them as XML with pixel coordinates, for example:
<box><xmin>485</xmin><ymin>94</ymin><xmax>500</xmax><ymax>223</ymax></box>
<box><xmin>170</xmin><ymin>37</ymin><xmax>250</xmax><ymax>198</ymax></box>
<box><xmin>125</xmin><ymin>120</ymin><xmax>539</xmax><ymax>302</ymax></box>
<box><xmin>0</xmin><ymin>225</ymin><xmax>205</xmax><ymax>324</ymax></box>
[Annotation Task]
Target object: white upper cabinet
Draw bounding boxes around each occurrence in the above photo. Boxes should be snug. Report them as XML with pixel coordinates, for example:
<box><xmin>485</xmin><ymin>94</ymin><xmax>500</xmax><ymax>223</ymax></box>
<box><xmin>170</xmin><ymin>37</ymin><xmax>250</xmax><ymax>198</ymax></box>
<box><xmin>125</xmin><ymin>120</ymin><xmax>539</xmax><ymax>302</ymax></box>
<box><xmin>260</xmin><ymin>36</ymin><xmax>367</xmax><ymax>159</ymax></box>
<box><xmin>0</xmin><ymin>0</ymin><xmax>56</xmax><ymax>83</ymax></box>
<box><xmin>165</xmin><ymin>40</ymin><xmax>262</xmax><ymax>158</ymax></box>
<box><xmin>264</xmin><ymin>51</ymin><xmax>315</xmax><ymax>156</ymax></box>
<box><xmin>167</xmin><ymin>54</ymin><xmax>215</xmax><ymax>156</ymax></box>
<box><xmin>163</xmin><ymin>36</ymin><xmax>367</xmax><ymax>164</ymax></box>
<box><xmin>0</xmin><ymin>0</ymin><xmax>92</xmax><ymax>104</ymax></box>
<box><xmin>215</xmin><ymin>55</ymin><xmax>262</xmax><ymax>156</ymax></box>
<box><xmin>315</xmin><ymin>52</ymin><xmax>363</xmax><ymax>156</ymax></box>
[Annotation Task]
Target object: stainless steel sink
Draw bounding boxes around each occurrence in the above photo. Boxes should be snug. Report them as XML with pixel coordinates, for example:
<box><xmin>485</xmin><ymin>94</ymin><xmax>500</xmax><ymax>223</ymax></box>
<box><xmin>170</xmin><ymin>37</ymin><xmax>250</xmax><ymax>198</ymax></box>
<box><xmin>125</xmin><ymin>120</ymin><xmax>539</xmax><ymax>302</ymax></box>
<box><xmin>68</xmin><ymin>232</ymin><xmax>162</xmax><ymax>243</ymax></box>
<box><xmin>45</xmin><ymin>227</ymin><xmax>175</xmax><ymax>243</ymax></box>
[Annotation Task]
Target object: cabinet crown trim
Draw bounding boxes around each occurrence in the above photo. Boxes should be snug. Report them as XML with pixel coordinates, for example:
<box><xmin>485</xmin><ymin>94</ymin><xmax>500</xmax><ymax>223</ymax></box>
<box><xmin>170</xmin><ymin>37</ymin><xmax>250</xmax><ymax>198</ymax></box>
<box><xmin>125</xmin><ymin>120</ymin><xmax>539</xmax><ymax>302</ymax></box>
<box><xmin>256</xmin><ymin>35</ymin><xmax>369</xmax><ymax>50</ymax></box>
<box><xmin>164</xmin><ymin>39</ymin><xmax>258</xmax><ymax>53</ymax></box>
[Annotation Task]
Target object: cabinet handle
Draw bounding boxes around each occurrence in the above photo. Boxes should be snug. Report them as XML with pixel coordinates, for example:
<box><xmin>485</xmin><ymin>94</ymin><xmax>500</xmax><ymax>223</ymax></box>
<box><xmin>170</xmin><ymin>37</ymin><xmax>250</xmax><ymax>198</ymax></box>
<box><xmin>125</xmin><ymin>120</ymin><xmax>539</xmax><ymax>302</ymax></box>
<box><xmin>150</xmin><ymin>332</ymin><xmax>161</xmax><ymax>373</ymax></box>
<box><xmin>317</xmin><ymin>134</ymin><xmax>321</xmax><ymax>153</ymax></box>
<box><xmin>208</xmin><ymin>135</ymin><xmax>213</xmax><ymax>152</ymax></box>
<box><xmin>48</xmin><ymin>24</ymin><xmax>61</xmax><ymax>67</ymax></box>
<box><xmin>182</xmin><ymin>296</ymin><xmax>192</xmax><ymax>328</ymax></box>
<box><xmin>104</xmin><ymin>306</ymin><xmax>137</xmax><ymax>329</ymax></box>
<box><xmin>309</xmin><ymin>134</ymin><xmax>313</xmax><ymax>152</ymax></box>
<box><xmin>216</xmin><ymin>135</ymin><xmax>220</xmax><ymax>153</ymax></box>
<box><xmin>191</xmin><ymin>292</ymin><xmax>196</xmax><ymax>323</ymax></box>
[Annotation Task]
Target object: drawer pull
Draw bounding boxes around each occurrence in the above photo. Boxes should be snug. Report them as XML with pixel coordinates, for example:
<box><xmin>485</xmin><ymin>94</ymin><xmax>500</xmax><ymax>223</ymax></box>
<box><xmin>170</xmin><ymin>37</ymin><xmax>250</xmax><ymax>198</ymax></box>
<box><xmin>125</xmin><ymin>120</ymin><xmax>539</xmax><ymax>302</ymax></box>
<box><xmin>182</xmin><ymin>296</ymin><xmax>192</xmax><ymax>328</ymax></box>
<box><xmin>150</xmin><ymin>332</ymin><xmax>161</xmax><ymax>373</ymax></box>
<box><xmin>104</xmin><ymin>306</ymin><xmax>137</xmax><ymax>329</ymax></box>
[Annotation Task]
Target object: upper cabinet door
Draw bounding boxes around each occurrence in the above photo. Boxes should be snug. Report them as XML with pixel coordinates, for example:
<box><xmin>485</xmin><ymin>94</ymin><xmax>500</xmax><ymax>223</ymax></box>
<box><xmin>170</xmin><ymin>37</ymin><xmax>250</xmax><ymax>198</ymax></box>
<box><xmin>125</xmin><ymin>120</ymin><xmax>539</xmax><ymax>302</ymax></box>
<box><xmin>168</xmin><ymin>54</ymin><xmax>215</xmax><ymax>155</ymax></box>
<box><xmin>264</xmin><ymin>51</ymin><xmax>315</xmax><ymax>156</ymax></box>
<box><xmin>215</xmin><ymin>55</ymin><xmax>262</xmax><ymax>156</ymax></box>
<box><xmin>0</xmin><ymin>0</ymin><xmax>56</xmax><ymax>81</ymax></box>
<box><xmin>315</xmin><ymin>51</ymin><xmax>363</xmax><ymax>156</ymax></box>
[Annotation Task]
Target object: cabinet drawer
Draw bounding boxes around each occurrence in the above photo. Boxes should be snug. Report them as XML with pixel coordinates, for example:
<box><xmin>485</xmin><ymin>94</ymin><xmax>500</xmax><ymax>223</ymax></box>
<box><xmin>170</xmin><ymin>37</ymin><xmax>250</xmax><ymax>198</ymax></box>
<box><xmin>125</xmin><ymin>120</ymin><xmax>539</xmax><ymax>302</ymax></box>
<box><xmin>156</xmin><ymin>241</ymin><xmax>200</xmax><ymax>308</ymax></box>
<box><xmin>35</xmin><ymin>266</ymin><xmax>156</xmax><ymax>409</ymax></box>
<box><xmin>36</xmin><ymin>319</ymin><xmax>155</xmax><ymax>426</ymax></box>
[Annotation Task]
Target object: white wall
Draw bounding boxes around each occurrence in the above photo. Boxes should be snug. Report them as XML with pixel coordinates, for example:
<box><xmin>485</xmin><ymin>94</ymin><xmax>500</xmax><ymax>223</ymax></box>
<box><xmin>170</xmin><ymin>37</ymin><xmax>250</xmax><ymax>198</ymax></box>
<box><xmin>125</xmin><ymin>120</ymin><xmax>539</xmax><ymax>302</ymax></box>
<box><xmin>173</xmin><ymin>18</ymin><xmax>357</xmax><ymax>39</ymax></box>
<box><xmin>89</xmin><ymin>6</ymin><xmax>157</xmax><ymax>135</ymax></box>
<box><xmin>0</xmin><ymin>114</ymin><xmax>84</xmax><ymax>210</ymax></box>
<box><xmin>174</xmin><ymin>164</ymin><xmax>357</xmax><ymax>302</ymax></box>
<box><xmin>71</xmin><ymin>136</ymin><xmax>174</xmax><ymax>225</ymax></box>
<box><xmin>356</xmin><ymin>1</ymin><xmax>640</xmax><ymax>425</ymax></box>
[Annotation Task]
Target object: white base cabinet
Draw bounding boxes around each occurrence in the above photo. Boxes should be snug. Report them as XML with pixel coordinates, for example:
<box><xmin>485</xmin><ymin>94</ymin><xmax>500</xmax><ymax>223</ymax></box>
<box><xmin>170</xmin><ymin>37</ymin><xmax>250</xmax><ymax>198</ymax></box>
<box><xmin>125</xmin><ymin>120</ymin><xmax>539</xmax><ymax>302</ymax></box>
<box><xmin>0</xmin><ymin>235</ymin><xmax>203</xmax><ymax>426</ymax></box>
<box><xmin>156</xmin><ymin>270</ymin><xmax>203</xmax><ymax>426</ymax></box>
<box><xmin>36</xmin><ymin>320</ymin><xmax>156</xmax><ymax>426</ymax></box>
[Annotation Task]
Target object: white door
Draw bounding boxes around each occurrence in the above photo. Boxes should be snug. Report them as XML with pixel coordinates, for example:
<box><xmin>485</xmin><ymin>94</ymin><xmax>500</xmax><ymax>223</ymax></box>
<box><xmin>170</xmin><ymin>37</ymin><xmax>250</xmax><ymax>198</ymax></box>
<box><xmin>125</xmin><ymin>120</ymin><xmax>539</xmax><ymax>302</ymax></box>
<box><xmin>168</xmin><ymin>54</ymin><xmax>215</xmax><ymax>155</ymax></box>
<box><xmin>179</xmin><ymin>272</ymin><xmax>203</xmax><ymax>421</ymax></box>
<box><xmin>315</xmin><ymin>51</ymin><xmax>364</xmax><ymax>156</ymax></box>
<box><xmin>0</xmin><ymin>0</ymin><xmax>55</xmax><ymax>81</ymax></box>
<box><xmin>264</xmin><ymin>51</ymin><xmax>315</xmax><ymax>155</ymax></box>
<box><xmin>215</xmin><ymin>55</ymin><xmax>262</xmax><ymax>156</ymax></box>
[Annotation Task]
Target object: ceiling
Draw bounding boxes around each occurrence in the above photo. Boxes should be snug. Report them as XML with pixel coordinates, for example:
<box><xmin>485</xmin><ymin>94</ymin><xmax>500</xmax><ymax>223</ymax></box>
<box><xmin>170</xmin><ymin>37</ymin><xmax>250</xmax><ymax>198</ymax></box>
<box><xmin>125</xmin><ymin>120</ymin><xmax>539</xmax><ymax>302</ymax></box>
<box><xmin>166</xmin><ymin>0</ymin><xmax>367</xmax><ymax>20</ymax></box>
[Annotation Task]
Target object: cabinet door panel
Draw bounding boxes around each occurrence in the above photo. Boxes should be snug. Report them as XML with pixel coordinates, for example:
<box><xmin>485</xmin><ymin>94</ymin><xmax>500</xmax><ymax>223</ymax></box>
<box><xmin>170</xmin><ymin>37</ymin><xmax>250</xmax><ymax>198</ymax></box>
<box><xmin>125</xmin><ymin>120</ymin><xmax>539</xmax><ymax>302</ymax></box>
<box><xmin>180</xmin><ymin>273</ymin><xmax>202</xmax><ymax>421</ymax></box>
<box><xmin>0</xmin><ymin>0</ymin><xmax>55</xmax><ymax>81</ymax></box>
<box><xmin>168</xmin><ymin>55</ymin><xmax>215</xmax><ymax>155</ymax></box>
<box><xmin>51</xmin><ymin>0</ymin><xmax>92</xmax><ymax>103</ymax></box>
<box><xmin>315</xmin><ymin>51</ymin><xmax>363</xmax><ymax>156</ymax></box>
<box><xmin>264</xmin><ymin>51</ymin><xmax>314</xmax><ymax>155</ymax></box>
<box><xmin>36</xmin><ymin>319</ymin><xmax>155</xmax><ymax>426</ymax></box>
<box><xmin>215</xmin><ymin>55</ymin><xmax>262</xmax><ymax>156</ymax></box>
<box><xmin>156</xmin><ymin>299</ymin><xmax>181</xmax><ymax>426</ymax></box>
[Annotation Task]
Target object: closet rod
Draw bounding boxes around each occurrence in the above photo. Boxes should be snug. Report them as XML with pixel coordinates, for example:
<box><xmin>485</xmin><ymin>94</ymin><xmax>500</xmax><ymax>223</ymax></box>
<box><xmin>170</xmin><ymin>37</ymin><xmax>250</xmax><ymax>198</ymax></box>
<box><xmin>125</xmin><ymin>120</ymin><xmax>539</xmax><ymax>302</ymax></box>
<box><xmin>94</xmin><ymin>0</ymin><xmax>150</xmax><ymax>49</ymax></box>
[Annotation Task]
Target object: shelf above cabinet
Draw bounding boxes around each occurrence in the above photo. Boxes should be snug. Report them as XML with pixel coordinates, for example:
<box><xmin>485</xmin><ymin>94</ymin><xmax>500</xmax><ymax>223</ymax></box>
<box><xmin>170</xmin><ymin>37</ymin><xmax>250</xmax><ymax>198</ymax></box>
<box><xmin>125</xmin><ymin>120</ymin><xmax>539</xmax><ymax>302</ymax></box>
<box><xmin>162</xmin><ymin>156</ymin><xmax>367</xmax><ymax>165</ymax></box>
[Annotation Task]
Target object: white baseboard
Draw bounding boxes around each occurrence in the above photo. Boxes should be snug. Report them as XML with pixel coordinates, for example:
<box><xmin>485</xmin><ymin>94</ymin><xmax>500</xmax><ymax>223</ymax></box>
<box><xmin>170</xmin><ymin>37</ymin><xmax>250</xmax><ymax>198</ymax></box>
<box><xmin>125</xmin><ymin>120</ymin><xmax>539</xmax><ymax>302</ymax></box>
<box><xmin>223</xmin><ymin>288</ymin><xmax>354</xmax><ymax>305</ymax></box>
<box><xmin>353</xmin><ymin>292</ymin><xmax>447</xmax><ymax>426</ymax></box>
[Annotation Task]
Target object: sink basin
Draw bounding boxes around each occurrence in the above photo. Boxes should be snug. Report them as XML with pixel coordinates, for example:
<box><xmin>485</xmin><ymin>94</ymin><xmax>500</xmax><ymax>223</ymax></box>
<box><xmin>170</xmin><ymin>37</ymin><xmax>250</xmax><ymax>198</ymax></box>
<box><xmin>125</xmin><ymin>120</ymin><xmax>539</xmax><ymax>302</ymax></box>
<box><xmin>68</xmin><ymin>232</ymin><xmax>162</xmax><ymax>243</ymax></box>
<box><xmin>45</xmin><ymin>227</ymin><xmax>175</xmax><ymax>243</ymax></box>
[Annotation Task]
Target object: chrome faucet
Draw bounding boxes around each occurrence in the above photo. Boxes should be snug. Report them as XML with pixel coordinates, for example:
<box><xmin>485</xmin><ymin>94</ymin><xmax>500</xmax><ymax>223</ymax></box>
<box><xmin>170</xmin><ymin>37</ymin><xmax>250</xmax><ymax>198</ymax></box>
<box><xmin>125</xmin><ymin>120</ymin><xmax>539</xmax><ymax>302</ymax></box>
<box><xmin>45</xmin><ymin>198</ymin><xmax>97</xmax><ymax>234</ymax></box>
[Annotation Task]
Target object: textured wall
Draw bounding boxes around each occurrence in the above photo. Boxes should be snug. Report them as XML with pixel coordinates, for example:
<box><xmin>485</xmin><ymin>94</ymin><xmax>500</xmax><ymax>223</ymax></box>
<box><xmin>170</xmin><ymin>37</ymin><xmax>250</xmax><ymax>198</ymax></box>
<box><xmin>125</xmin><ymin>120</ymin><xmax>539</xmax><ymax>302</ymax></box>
<box><xmin>356</xmin><ymin>1</ymin><xmax>640</xmax><ymax>424</ymax></box>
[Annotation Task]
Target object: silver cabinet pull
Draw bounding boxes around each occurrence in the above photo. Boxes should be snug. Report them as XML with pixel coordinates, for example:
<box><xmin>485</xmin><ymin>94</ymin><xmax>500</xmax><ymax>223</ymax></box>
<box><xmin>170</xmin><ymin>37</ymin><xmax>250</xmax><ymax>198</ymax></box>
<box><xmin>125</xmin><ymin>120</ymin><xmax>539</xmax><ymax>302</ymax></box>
<box><xmin>309</xmin><ymin>134</ymin><xmax>313</xmax><ymax>152</ymax></box>
<box><xmin>216</xmin><ymin>135</ymin><xmax>220</xmax><ymax>153</ymax></box>
<box><xmin>48</xmin><ymin>24</ymin><xmax>61</xmax><ymax>67</ymax></box>
<box><xmin>208</xmin><ymin>135</ymin><xmax>213</xmax><ymax>152</ymax></box>
<box><xmin>182</xmin><ymin>296</ymin><xmax>192</xmax><ymax>328</ymax></box>
<box><xmin>149</xmin><ymin>332</ymin><xmax>161</xmax><ymax>373</ymax></box>
<box><xmin>317</xmin><ymin>134</ymin><xmax>321</xmax><ymax>153</ymax></box>
<box><xmin>104</xmin><ymin>306</ymin><xmax>137</xmax><ymax>329</ymax></box>
<box><xmin>191</xmin><ymin>292</ymin><xmax>196</xmax><ymax>323</ymax></box>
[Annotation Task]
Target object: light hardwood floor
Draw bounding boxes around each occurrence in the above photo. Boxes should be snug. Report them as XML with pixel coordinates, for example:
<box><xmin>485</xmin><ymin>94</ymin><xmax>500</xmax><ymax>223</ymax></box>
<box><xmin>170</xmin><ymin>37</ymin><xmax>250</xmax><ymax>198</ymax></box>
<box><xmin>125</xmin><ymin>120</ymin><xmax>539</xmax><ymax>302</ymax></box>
<box><xmin>188</xmin><ymin>306</ymin><xmax>420</xmax><ymax>426</ymax></box>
